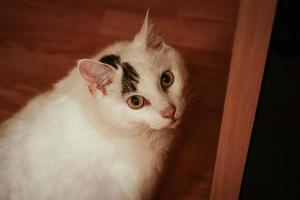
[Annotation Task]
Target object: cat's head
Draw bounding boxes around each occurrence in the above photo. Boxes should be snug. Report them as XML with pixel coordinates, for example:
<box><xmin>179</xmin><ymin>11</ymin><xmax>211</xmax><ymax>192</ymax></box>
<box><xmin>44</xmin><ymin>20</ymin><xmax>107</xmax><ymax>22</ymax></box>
<box><xmin>77</xmin><ymin>12</ymin><xmax>188</xmax><ymax>131</ymax></box>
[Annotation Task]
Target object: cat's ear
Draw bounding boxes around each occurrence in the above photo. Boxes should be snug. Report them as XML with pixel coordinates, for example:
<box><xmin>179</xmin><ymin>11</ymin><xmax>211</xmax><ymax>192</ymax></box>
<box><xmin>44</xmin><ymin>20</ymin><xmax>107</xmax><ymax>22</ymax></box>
<box><xmin>78</xmin><ymin>59</ymin><xmax>114</xmax><ymax>95</ymax></box>
<box><xmin>133</xmin><ymin>9</ymin><xmax>165</xmax><ymax>50</ymax></box>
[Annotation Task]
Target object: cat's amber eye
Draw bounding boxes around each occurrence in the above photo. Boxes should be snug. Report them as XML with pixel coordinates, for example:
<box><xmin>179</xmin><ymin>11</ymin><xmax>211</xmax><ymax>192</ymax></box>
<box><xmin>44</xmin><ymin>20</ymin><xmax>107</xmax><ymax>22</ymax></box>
<box><xmin>161</xmin><ymin>70</ymin><xmax>174</xmax><ymax>89</ymax></box>
<box><xmin>127</xmin><ymin>95</ymin><xmax>144</xmax><ymax>109</ymax></box>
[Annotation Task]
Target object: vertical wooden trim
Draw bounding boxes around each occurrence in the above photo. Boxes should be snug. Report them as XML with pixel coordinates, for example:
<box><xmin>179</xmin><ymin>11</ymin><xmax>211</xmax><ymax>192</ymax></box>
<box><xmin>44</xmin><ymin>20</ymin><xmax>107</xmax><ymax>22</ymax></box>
<box><xmin>210</xmin><ymin>0</ymin><xmax>277</xmax><ymax>199</ymax></box>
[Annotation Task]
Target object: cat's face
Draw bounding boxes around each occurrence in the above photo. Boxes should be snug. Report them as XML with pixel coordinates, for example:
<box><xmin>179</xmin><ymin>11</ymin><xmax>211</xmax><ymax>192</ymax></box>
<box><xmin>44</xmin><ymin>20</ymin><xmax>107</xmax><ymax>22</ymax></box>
<box><xmin>78</xmin><ymin>13</ymin><xmax>187</xmax><ymax>131</ymax></box>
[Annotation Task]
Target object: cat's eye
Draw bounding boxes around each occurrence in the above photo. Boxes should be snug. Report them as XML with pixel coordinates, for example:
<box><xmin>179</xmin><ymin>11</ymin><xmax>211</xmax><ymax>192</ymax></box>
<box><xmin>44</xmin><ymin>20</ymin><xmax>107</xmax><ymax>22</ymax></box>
<box><xmin>127</xmin><ymin>95</ymin><xmax>144</xmax><ymax>109</ymax></box>
<box><xmin>161</xmin><ymin>70</ymin><xmax>174</xmax><ymax>89</ymax></box>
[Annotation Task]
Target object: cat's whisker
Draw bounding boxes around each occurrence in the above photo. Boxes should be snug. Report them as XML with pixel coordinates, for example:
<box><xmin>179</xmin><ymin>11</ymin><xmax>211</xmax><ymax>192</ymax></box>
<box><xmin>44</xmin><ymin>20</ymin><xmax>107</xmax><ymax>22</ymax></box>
<box><xmin>184</xmin><ymin>103</ymin><xmax>204</xmax><ymax>110</ymax></box>
<box><xmin>140</xmin><ymin>126</ymin><xmax>157</xmax><ymax>141</ymax></box>
<box><xmin>187</xmin><ymin>105</ymin><xmax>202</xmax><ymax>110</ymax></box>
<box><xmin>184</xmin><ymin>81</ymin><xmax>199</xmax><ymax>93</ymax></box>
<box><xmin>149</xmin><ymin>128</ymin><xmax>158</xmax><ymax>142</ymax></box>
<box><xmin>184</xmin><ymin>94</ymin><xmax>202</xmax><ymax>105</ymax></box>
<box><xmin>133</xmin><ymin>125</ymin><xmax>143</xmax><ymax>134</ymax></box>
<box><xmin>186</xmin><ymin>102</ymin><xmax>203</xmax><ymax>108</ymax></box>
<box><xmin>134</xmin><ymin>124</ymin><xmax>158</xmax><ymax>139</ymax></box>
<box><xmin>186</xmin><ymin>102</ymin><xmax>203</xmax><ymax>106</ymax></box>
<box><xmin>185</xmin><ymin>107</ymin><xmax>202</xmax><ymax>112</ymax></box>
<box><xmin>135</xmin><ymin>125</ymin><xmax>148</xmax><ymax>136</ymax></box>
<box><xmin>185</xmin><ymin>92</ymin><xmax>202</xmax><ymax>100</ymax></box>
<box><xmin>187</xmin><ymin>99</ymin><xmax>202</xmax><ymax>106</ymax></box>
<box><xmin>185</xmin><ymin>90</ymin><xmax>202</xmax><ymax>100</ymax></box>
<box><xmin>187</xmin><ymin>101</ymin><xmax>203</xmax><ymax>105</ymax></box>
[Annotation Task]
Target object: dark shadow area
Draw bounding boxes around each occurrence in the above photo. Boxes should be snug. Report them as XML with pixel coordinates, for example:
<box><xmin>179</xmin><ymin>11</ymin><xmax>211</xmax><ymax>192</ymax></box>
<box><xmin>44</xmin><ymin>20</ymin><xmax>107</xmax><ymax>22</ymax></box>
<box><xmin>240</xmin><ymin>0</ymin><xmax>300</xmax><ymax>199</ymax></box>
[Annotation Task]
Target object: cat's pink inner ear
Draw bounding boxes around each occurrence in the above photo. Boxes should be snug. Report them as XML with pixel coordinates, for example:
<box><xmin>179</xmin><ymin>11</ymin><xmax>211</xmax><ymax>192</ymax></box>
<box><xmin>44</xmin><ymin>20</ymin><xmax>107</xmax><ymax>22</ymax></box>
<box><xmin>78</xmin><ymin>59</ymin><xmax>114</xmax><ymax>94</ymax></box>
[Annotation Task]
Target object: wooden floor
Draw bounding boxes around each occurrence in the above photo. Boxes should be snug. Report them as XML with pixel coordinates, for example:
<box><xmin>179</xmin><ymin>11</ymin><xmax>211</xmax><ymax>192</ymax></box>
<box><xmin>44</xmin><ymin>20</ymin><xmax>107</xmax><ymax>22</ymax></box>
<box><xmin>0</xmin><ymin>0</ymin><xmax>239</xmax><ymax>199</ymax></box>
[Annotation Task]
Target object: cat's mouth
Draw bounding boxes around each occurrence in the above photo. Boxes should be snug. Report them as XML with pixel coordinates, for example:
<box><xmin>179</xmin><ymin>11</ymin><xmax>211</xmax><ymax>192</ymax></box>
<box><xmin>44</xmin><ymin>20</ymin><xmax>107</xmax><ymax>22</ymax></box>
<box><xmin>167</xmin><ymin>117</ymin><xmax>181</xmax><ymax>129</ymax></box>
<box><xmin>146</xmin><ymin>116</ymin><xmax>182</xmax><ymax>131</ymax></box>
<box><xmin>171</xmin><ymin>117</ymin><xmax>180</xmax><ymax>124</ymax></box>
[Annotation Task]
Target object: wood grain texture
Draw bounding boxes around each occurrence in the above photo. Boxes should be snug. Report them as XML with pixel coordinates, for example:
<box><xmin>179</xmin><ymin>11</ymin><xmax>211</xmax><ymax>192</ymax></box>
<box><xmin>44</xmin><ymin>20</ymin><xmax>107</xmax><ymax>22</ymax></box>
<box><xmin>210</xmin><ymin>0</ymin><xmax>277</xmax><ymax>199</ymax></box>
<box><xmin>0</xmin><ymin>0</ymin><xmax>239</xmax><ymax>199</ymax></box>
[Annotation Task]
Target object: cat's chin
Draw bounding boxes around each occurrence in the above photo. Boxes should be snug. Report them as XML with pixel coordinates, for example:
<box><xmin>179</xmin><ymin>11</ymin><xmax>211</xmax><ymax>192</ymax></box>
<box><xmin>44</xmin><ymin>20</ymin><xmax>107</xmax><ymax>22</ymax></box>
<box><xmin>153</xmin><ymin>118</ymin><xmax>181</xmax><ymax>131</ymax></box>
<box><xmin>168</xmin><ymin>119</ymin><xmax>181</xmax><ymax>129</ymax></box>
<box><xmin>164</xmin><ymin>118</ymin><xmax>181</xmax><ymax>130</ymax></box>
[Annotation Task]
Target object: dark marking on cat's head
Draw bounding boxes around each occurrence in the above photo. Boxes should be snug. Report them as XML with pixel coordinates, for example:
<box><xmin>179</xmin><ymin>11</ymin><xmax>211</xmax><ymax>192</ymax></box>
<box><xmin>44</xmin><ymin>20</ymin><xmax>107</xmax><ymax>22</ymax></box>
<box><xmin>99</xmin><ymin>55</ymin><xmax>139</xmax><ymax>94</ymax></box>
<box><xmin>121</xmin><ymin>62</ymin><xmax>139</xmax><ymax>94</ymax></box>
<box><xmin>99</xmin><ymin>54</ymin><xmax>120</xmax><ymax>70</ymax></box>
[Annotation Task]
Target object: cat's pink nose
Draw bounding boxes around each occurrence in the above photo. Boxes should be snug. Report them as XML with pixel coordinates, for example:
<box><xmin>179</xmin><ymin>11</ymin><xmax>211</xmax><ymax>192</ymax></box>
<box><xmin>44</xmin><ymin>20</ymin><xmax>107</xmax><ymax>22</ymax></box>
<box><xmin>160</xmin><ymin>105</ymin><xmax>176</xmax><ymax>119</ymax></box>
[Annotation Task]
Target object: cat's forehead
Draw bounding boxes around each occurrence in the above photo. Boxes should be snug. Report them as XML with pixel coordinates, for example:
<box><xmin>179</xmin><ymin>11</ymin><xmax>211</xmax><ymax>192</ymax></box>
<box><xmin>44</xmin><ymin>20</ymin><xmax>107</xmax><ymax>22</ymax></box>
<box><xmin>122</xmin><ymin>47</ymin><xmax>164</xmax><ymax>69</ymax></box>
<box><xmin>99</xmin><ymin>53</ymin><xmax>163</xmax><ymax>95</ymax></box>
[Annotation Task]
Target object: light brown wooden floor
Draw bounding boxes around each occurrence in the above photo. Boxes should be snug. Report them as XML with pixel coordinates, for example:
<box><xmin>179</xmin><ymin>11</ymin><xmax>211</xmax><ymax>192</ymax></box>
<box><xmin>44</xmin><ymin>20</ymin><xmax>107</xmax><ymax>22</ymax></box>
<box><xmin>0</xmin><ymin>0</ymin><xmax>239</xmax><ymax>199</ymax></box>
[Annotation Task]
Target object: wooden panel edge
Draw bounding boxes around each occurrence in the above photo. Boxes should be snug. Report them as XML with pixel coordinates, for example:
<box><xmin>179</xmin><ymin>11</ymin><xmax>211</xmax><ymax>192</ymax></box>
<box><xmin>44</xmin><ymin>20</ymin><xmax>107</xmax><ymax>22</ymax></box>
<box><xmin>210</xmin><ymin>0</ymin><xmax>278</xmax><ymax>199</ymax></box>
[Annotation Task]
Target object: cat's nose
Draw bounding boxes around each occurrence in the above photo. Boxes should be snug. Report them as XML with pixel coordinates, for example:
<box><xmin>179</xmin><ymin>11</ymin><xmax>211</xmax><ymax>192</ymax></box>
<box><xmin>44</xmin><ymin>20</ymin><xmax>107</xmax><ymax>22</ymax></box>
<box><xmin>160</xmin><ymin>105</ymin><xmax>176</xmax><ymax>119</ymax></box>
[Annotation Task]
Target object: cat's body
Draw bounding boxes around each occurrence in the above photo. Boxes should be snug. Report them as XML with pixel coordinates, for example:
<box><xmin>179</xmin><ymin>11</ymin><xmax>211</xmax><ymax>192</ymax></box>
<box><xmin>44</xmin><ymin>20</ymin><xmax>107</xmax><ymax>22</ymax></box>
<box><xmin>0</xmin><ymin>13</ymin><xmax>187</xmax><ymax>200</ymax></box>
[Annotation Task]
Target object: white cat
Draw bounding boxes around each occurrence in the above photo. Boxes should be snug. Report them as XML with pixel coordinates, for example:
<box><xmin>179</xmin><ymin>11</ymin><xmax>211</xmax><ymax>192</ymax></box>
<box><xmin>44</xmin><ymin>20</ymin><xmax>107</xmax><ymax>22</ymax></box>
<box><xmin>0</xmin><ymin>12</ymin><xmax>188</xmax><ymax>200</ymax></box>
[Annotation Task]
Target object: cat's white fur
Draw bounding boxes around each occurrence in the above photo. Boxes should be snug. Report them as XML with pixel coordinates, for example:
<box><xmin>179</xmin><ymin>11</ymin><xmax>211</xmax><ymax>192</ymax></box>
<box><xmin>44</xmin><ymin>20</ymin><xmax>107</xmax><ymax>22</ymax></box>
<box><xmin>0</xmin><ymin>12</ymin><xmax>187</xmax><ymax>200</ymax></box>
